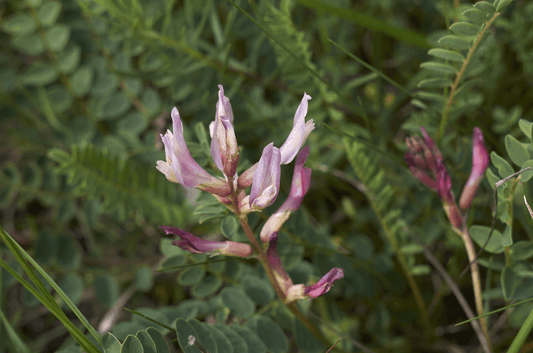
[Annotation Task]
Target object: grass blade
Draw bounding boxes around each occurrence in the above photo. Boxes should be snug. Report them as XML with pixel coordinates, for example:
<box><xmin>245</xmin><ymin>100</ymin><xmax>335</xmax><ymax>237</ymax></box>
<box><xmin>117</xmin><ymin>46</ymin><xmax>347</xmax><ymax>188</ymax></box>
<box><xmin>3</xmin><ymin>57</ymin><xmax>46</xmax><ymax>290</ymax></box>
<box><xmin>0</xmin><ymin>257</ymin><xmax>99</xmax><ymax>352</ymax></box>
<box><xmin>0</xmin><ymin>226</ymin><xmax>103</xmax><ymax>351</ymax></box>
<box><xmin>295</xmin><ymin>0</ymin><xmax>430</xmax><ymax>49</ymax></box>
<box><xmin>328</xmin><ymin>39</ymin><xmax>413</xmax><ymax>98</ymax></box>
<box><xmin>316</xmin><ymin>121</ymin><xmax>405</xmax><ymax>166</ymax></box>
<box><xmin>0</xmin><ymin>309</ymin><xmax>32</xmax><ymax>353</ymax></box>
<box><xmin>455</xmin><ymin>297</ymin><xmax>533</xmax><ymax>326</ymax></box>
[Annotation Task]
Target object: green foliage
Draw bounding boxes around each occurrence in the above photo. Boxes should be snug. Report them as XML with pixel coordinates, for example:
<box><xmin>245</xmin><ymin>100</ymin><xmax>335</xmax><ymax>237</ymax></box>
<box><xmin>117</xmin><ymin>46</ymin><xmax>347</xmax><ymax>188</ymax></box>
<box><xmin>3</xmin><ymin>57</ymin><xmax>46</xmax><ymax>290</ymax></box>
<box><xmin>1</xmin><ymin>0</ymin><xmax>532</xmax><ymax>351</ymax></box>
<box><xmin>49</xmin><ymin>143</ymin><xmax>188</xmax><ymax>225</ymax></box>
<box><xmin>415</xmin><ymin>0</ymin><xmax>508</xmax><ymax>128</ymax></box>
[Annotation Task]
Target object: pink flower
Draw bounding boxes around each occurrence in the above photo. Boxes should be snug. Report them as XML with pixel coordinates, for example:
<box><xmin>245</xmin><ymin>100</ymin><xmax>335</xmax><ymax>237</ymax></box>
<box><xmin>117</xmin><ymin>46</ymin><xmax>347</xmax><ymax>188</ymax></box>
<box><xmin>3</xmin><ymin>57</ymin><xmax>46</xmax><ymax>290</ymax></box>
<box><xmin>406</xmin><ymin>127</ymin><xmax>463</xmax><ymax>228</ymax></box>
<box><xmin>405</xmin><ymin>127</ymin><xmax>444</xmax><ymax>190</ymax></box>
<box><xmin>266</xmin><ymin>232</ymin><xmax>344</xmax><ymax>303</ymax></box>
<box><xmin>279</xmin><ymin>93</ymin><xmax>314</xmax><ymax>165</ymax></box>
<box><xmin>210</xmin><ymin>85</ymin><xmax>239</xmax><ymax>178</ymax></box>
<box><xmin>304</xmin><ymin>268</ymin><xmax>344</xmax><ymax>298</ymax></box>
<box><xmin>238</xmin><ymin>93</ymin><xmax>313</xmax><ymax>188</ymax></box>
<box><xmin>285</xmin><ymin>268</ymin><xmax>344</xmax><ymax>302</ymax></box>
<box><xmin>156</xmin><ymin>107</ymin><xmax>231</xmax><ymax>197</ymax></box>
<box><xmin>237</xmin><ymin>163</ymin><xmax>257</xmax><ymax>189</ymax></box>
<box><xmin>405</xmin><ymin>128</ymin><xmax>454</xmax><ymax>205</ymax></box>
<box><xmin>249</xmin><ymin>143</ymin><xmax>281</xmax><ymax>210</ymax></box>
<box><xmin>260</xmin><ymin>146</ymin><xmax>311</xmax><ymax>242</ymax></box>
<box><xmin>161</xmin><ymin>226</ymin><xmax>252</xmax><ymax>257</ymax></box>
<box><xmin>436</xmin><ymin>159</ymin><xmax>454</xmax><ymax>205</ymax></box>
<box><xmin>459</xmin><ymin>127</ymin><xmax>489</xmax><ymax>210</ymax></box>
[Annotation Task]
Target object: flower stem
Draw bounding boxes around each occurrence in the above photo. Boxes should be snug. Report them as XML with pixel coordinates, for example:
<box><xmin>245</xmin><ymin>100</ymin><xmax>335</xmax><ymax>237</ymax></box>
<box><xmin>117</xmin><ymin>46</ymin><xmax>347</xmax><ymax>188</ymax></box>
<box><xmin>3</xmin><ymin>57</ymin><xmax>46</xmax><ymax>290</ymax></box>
<box><xmin>236</xmin><ymin>215</ymin><xmax>336</xmax><ymax>350</ymax></box>
<box><xmin>237</xmin><ymin>215</ymin><xmax>285</xmax><ymax>297</ymax></box>
<box><xmin>456</xmin><ymin>227</ymin><xmax>491</xmax><ymax>350</ymax></box>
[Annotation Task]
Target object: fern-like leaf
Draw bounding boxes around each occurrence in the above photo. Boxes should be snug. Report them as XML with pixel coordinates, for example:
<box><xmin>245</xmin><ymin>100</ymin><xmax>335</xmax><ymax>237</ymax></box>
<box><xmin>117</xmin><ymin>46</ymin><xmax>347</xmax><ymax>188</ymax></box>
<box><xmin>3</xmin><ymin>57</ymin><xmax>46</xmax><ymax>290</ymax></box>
<box><xmin>48</xmin><ymin>143</ymin><xmax>189</xmax><ymax>226</ymax></box>
<box><xmin>416</xmin><ymin>0</ymin><xmax>508</xmax><ymax>130</ymax></box>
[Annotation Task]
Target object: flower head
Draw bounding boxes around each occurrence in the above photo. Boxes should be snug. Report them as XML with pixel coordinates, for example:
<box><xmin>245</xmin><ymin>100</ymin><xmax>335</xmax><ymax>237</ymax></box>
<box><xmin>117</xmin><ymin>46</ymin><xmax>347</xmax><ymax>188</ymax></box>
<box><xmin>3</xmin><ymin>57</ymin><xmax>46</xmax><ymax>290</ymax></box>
<box><xmin>156</xmin><ymin>107</ymin><xmax>231</xmax><ymax>197</ymax></box>
<box><xmin>406</xmin><ymin>127</ymin><xmax>464</xmax><ymax>228</ymax></box>
<box><xmin>260</xmin><ymin>146</ymin><xmax>311</xmax><ymax>242</ymax></box>
<box><xmin>405</xmin><ymin>127</ymin><xmax>444</xmax><ymax>190</ymax></box>
<box><xmin>249</xmin><ymin>143</ymin><xmax>281</xmax><ymax>210</ymax></box>
<box><xmin>459</xmin><ymin>127</ymin><xmax>489</xmax><ymax>210</ymax></box>
<box><xmin>161</xmin><ymin>226</ymin><xmax>252</xmax><ymax>257</ymax></box>
<box><xmin>210</xmin><ymin>85</ymin><xmax>239</xmax><ymax>178</ymax></box>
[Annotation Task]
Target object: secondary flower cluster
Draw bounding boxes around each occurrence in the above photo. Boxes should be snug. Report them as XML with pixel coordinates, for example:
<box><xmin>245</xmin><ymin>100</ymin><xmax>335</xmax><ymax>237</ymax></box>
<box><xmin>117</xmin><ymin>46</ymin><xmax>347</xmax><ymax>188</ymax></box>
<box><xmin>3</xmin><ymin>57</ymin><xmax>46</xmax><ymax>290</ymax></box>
<box><xmin>158</xmin><ymin>85</ymin><xmax>343</xmax><ymax>302</ymax></box>
<box><xmin>405</xmin><ymin>127</ymin><xmax>489</xmax><ymax>228</ymax></box>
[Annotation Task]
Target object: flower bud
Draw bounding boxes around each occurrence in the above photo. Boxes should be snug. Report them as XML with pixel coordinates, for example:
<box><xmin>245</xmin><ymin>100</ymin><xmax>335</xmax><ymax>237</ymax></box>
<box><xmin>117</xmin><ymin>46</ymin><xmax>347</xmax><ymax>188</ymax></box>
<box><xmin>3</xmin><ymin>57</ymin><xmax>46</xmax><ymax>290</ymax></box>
<box><xmin>210</xmin><ymin>85</ymin><xmax>239</xmax><ymax>178</ymax></box>
<box><xmin>459</xmin><ymin>127</ymin><xmax>489</xmax><ymax>211</ymax></box>
<box><xmin>237</xmin><ymin>163</ymin><xmax>257</xmax><ymax>189</ymax></box>
<box><xmin>405</xmin><ymin>127</ymin><xmax>445</xmax><ymax>191</ymax></box>
<box><xmin>161</xmin><ymin>226</ymin><xmax>252</xmax><ymax>257</ymax></box>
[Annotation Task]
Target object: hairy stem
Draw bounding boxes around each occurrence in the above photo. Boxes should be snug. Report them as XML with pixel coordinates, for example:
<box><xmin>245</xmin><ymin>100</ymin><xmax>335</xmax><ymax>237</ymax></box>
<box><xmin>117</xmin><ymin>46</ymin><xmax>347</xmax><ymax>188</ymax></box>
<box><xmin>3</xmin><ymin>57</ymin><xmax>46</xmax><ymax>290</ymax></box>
<box><xmin>456</xmin><ymin>228</ymin><xmax>491</xmax><ymax>350</ymax></box>
<box><xmin>438</xmin><ymin>12</ymin><xmax>500</xmax><ymax>138</ymax></box>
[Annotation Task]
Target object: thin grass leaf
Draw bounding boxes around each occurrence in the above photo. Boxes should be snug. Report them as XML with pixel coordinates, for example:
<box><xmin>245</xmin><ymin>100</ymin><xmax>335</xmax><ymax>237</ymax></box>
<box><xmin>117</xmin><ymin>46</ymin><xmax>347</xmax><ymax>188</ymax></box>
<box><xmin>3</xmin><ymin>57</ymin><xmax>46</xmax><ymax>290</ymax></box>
<box><xmin>0</xmin><ymin>226</ymin><xmax>103</xmax><ymax>348</ymax></box>
<box><xmin>295</xmin><ymin>0</ymin><xmax>430</xmax><ymax>49</ymax></box>
<box><xmin>0</xmin><ymin>257</ymin><xmax>99</xmax><ymax>353</ymax></box>
<box><xmin>122</xmin><ymin>308</ymin><xmax>174</xmax><ymax>331</ymax></box>
<box><xmin>0</xmin><ymin>309</ymin><xmax>32</xmax><ymax>353</ymax></box>
<box><xmin>157</xmin><ymin>258</ymin><xmax>230</xmax><ymax>272</ymax></box>
<box><xmin>507</xmin><ymin>307</ymin><xmax>533</xmax><ymax>353</ymax></box>
<box><xmin>316</xmin><ymin>121</ymin><xmax>405</xmax><ymax>166</ymax></box>
<box><xmin>456</xmin><ymin>296</ymin><xmax>533</xmax><ymax>326</ymax></box>
<box><xmin>328</xmin><ymin>39</ymin><xmax>413</xmax><ymax>98</ymax></box>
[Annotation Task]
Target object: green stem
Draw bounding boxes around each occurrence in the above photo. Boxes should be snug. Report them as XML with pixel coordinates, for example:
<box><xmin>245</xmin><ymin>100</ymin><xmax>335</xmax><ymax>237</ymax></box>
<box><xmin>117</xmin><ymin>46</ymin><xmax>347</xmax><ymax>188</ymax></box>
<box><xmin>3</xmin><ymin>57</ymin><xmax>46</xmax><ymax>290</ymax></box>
<box><xmin>457</xmin><ymin>228</ymin><xmax>491</xmax><ymax>350</ymax></box>
<box><xmin>504</xmin><ymin>179</ymin><xmax>519</xmax><ymax>267</ymax></box>
<box><xmin>506</xmin><ymin>307</ymin><xmax>533</xmax><ymax>353</ymax></box>
<box><xmin>237</xmin><ymin>215</ymin><xmax>335</xmax><ymax>349</ymax></box>
<box><xmin>230</xmin><ymin>181</ymin><xmax>335</xmax><ymax>350</ymax></box>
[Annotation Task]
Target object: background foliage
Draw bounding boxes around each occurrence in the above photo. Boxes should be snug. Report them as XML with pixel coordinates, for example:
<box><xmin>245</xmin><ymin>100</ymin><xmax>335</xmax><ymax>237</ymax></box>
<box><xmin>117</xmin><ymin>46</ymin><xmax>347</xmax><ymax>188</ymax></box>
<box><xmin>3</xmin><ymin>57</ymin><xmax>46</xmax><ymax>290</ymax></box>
<box><xmin>1</xmin><ymin>0</ymin><xmax>533</xmax><ymax>352</ymax></box>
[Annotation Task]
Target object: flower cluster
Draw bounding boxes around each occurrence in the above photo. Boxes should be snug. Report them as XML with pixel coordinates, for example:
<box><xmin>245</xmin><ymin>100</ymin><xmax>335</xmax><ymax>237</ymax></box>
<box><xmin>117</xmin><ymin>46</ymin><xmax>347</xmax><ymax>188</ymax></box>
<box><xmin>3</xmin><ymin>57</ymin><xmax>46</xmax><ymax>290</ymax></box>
<box><xmin>157</xmin><ymin>85</ymin><xmax>343</xmax><ymax>302</ymax></box>
<box><xmin>405</xmin><ymin>127</ymin><xmax>489</xmax><ymax>228</ymax></box>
